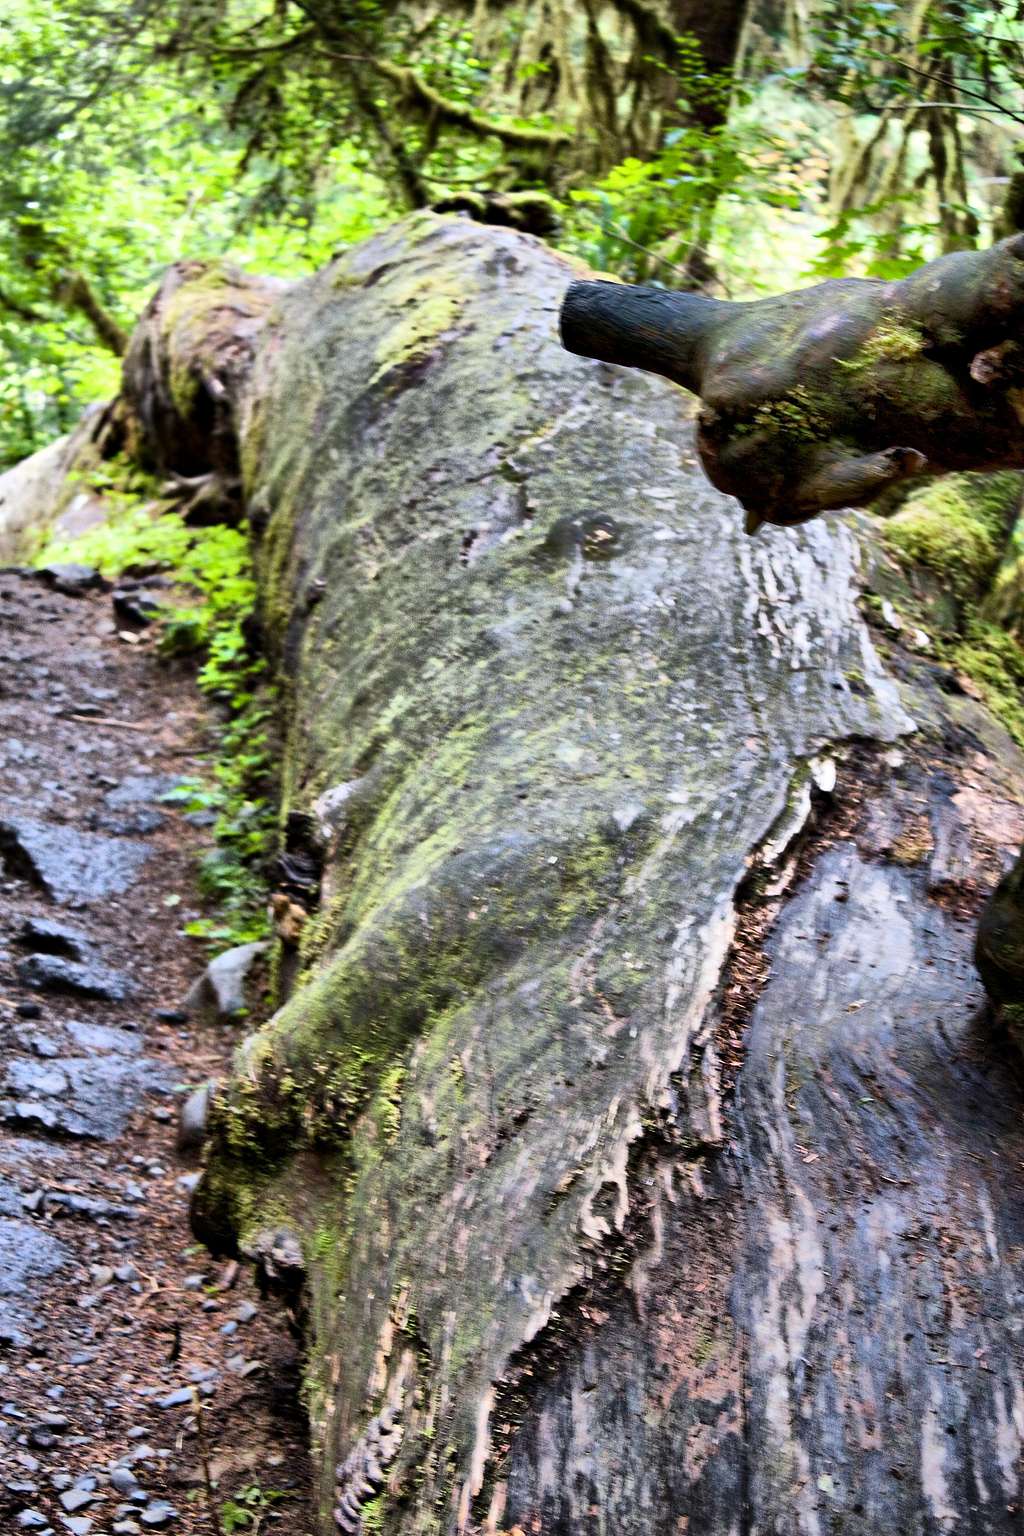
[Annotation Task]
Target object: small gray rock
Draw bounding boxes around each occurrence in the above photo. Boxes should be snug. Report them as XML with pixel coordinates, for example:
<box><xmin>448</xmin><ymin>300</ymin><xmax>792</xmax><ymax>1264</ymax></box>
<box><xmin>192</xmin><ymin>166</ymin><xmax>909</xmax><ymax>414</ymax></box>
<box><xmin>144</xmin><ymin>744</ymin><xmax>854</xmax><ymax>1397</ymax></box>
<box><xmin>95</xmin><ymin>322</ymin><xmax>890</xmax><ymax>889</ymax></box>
<box><xmin>104</xmin><ymin>775</ymin><xmax>181</xmax><ymax>808</ymax></box>
<box><xmin>19</xmin><ymin>916</ymin><xmax>90</xmax><ymax>961</ymax></box>
<box><xmin>157</xmin><ymin>1388</ymin><xmax>193</xmax><ymax>1409</ymax></box>
<box><xmin>17</xmin><ymin>953</ymin><xmax>131</xmax><ymax>1003</ymax></box>
<box><xmin>176</xmin><ymin>1082</ymin><xmax>215</xmax><ymax>1153</ymax></box>
<box><xmin>59</xmin><ymin>1487</ymin><xmax>95</xmax><ymax>1512</ymax></box>
<box><xmin>38</xmin><ymin>562</ymin><xmax>102</xmax><ymax>596</ymax></box>
<box><xmin>15</xmin><ymin>1512</ymin><xmax>48</xmax><ymax>1530</ymax></box>
<box><xmin>0</xmin><ymin>816</ymin><xmax>150</xmax><ymax>905</ymax></box>
<box><xmin>140</xmin><ymin>1502</ymin><xmax>177</xmax><ymax>1528</ymax></box>
<box><xmin>109</xmin><ymin>1467</ymin><xmax>138</xmax><ymax>1495</ymax></box>
<box><xmin>185</xmin><ymin>942</ymin><xmax>267</xmax><ymax>1022</ymax></box>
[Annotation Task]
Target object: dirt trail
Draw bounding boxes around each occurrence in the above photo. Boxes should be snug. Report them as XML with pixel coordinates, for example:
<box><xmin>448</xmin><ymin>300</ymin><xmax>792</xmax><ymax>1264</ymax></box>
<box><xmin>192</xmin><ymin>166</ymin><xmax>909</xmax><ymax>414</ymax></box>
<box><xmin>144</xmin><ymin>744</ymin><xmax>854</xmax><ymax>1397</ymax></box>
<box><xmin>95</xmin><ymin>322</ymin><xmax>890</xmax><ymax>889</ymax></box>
<box><xmin>0</xmin><ymin>568</ymin><xmax>310</xmax><ymax>1535</ymax></box>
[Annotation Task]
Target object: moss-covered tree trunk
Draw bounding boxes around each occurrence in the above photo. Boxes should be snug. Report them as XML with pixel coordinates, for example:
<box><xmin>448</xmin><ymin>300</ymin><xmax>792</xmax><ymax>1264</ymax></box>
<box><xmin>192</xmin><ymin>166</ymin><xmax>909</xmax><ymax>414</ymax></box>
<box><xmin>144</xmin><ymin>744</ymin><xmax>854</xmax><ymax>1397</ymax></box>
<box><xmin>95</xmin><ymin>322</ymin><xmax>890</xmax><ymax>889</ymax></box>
<box><xmin>102</xmin><ymin>216</ymin><xmax>1024</xmax><ymax>1533</ymax></box>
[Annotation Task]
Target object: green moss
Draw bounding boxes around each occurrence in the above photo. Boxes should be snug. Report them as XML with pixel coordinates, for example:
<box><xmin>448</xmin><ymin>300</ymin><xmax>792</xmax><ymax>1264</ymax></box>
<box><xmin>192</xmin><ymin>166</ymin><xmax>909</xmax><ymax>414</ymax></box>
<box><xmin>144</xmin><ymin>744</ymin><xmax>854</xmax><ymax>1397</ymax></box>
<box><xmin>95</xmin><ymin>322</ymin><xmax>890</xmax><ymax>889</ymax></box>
<box><xmin>952</xmin><ymin>617</ymin><xmax>1024</xmax><ymax>746</ymax></box>
<box><xmin>370</xmin><ymin>286</ymin><xmax>463</xmax><ymax>386</ymax></box>
<box><xmin>747</xmin><ymin>385</ymin><xmax>830</xmax><ymax>444</ymax></box>
<box><xmin>161</xmin><ymin>263</ymin><xmax>241</xmax><ymax>419</ymax></box>
<box><xmin>840</xmin><ymin>316</ymin><xmax>925</xmax><ymax>370</ymax></box>
<box><xmin>984</xmin><ymin>512</ymin><xmax>1024</xmax><ymax>640</ymax></box>
<box><xmin>869</xmin><ymin>470</ymin><xmax>1024</xmax><ymax>745</ymax></box>
<box><xmin>883</xmin><ymin>472</ymin><xmax>1021</xmax><ymax>601</ymax></box>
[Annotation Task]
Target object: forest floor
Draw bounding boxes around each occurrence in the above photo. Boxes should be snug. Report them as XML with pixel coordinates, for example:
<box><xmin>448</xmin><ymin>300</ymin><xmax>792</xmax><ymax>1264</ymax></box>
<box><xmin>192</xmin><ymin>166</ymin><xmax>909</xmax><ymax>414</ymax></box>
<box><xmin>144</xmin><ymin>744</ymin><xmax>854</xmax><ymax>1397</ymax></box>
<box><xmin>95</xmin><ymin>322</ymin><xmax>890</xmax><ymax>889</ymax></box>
<box><xmin>0</xmin><ymin>567</ymin><xmax>311</xmax><ymax>1536</ymax></box>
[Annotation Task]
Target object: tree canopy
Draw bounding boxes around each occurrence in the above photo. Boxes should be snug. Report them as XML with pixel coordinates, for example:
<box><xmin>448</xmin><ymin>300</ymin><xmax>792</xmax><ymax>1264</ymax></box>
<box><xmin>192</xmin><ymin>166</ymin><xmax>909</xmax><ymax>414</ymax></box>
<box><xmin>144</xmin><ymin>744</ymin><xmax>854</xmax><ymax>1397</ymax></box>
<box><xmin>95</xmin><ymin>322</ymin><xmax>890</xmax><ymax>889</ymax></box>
<box><xmin>3</xmin><ymin>0</ymin><xmax>1023</xmax><ymax>464</ymax></box>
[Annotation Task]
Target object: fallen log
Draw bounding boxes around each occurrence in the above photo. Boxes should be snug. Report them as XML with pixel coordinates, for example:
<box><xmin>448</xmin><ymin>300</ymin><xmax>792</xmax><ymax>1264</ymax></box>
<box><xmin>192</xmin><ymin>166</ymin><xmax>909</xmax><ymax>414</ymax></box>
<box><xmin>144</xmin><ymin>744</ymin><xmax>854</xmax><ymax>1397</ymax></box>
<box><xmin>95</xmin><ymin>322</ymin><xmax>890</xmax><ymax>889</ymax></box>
<box><xmin>97</xmin><ymin>213</ymin><xmax>1024</xmax><ymax>1533</ymax></box>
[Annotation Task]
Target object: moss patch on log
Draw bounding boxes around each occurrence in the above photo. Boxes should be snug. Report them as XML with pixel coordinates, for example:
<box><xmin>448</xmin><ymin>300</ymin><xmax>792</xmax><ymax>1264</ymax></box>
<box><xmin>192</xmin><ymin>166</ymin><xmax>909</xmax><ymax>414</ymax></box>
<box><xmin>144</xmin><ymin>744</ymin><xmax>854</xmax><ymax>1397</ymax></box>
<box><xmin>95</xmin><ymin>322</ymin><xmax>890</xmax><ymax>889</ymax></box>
<box><xmin>882</xmin><ymin>470</ymin><xmax>1021</xmax><ymax>601</ymax></box>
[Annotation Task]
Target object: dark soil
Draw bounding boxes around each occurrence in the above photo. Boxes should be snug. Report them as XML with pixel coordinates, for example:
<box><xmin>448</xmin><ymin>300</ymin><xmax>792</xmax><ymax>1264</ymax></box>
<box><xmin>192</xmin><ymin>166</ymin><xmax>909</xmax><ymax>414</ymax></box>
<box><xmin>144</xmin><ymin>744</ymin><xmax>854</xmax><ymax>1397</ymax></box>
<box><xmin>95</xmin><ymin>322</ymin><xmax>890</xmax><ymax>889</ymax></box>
<box><xmin>0</xmin><ymin>568</ymin><xmax>311</xmax><ymax>1536</ymax></box>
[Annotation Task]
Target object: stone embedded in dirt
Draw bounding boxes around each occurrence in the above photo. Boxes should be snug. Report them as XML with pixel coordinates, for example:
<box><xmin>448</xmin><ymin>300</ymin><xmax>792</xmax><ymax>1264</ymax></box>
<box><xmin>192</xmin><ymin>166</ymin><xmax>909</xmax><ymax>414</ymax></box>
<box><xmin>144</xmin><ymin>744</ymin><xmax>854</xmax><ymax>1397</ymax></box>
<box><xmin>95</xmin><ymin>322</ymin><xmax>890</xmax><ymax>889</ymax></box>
<box><xmin>111</xmin><ymin>590</ymin><xmax>163</xmax><ymax>628</ymax></box>
<box><xmin>3</xmin><ymin>1054</ymin><xmax>163</xmax><ymax>1140</ymax></box>
<box><xmin>64</xmin><ymin>1020</ymin><xmax>143</xmax><ymax>1056</ymax></box>
<box><xmin>16</xmin><ymin>953</ymin><xmax>132</xmax><ymax>1003</ymax></box>
<box><xmin>184</xmin><ymin>941</ymin><xmax>267</xmax><ymax>1022</ymax></box>
<box><xmin>26</xmin><ymin>1035</ymin><xmax>60</xmax><ymax>1058</ymax></box>
<box><xmin>37</xmin><ymin>563</ymin><xmax>104</xmax><ymax>597</ymax></box>
<box><xmin>1</xmin><ymin>1214</ymin><xmax>69</xmax><ymax>1342</ymax></box>
<box><xmin>176</xmin><ymin>1081</ymin><xmax>214</xmax><ymax>1153</ymax></box>
<box><xmin>0</xmin><ymin>1179</ymin><xmax>24</xmax><ymax>1216</ymax></box>
<box><xmin>59</xmin><ymin>1487</ymin><xmax>96</xmax><ymax>1512</ymax></box>
<box><xmin>0</xmin><ymin>816</ymin><xmax>151</xmax><ymax>905</ymax></box>
<box><xmin>15</xmin><ymin>1512</ymin><xmax>48</xmax><ymax>1530</ymax></box>
<box><xmin>39</xmin><ymin>1191</ymin><xmax>138</xmax><ymax>1221</ymax></box>
<box><xmin>5</xmin><ymin>1101</ymin><xmax>59</xmax><ymax>1133</ymax></box>
<box><xmin>7</xmin><ymin>1063</ymin><xmax>68</xmax><ymax>1097</ymax></box>
<box><xmin>104</xmin><ymin>775</ymin><xmax>182</xmax><ymax>808</ymax></box>
<box><xmin>18</xmin><ymin>915</ymin><xmax>90</xmax><ymax>960</ymax></box>
<box><xmin>63</xmin><ymin>1518</ymin><xmax>93</xmax><ymax>1536</ymax></box>
<box><xmin>139</xmin><ymin>1504</ymin><xmax>177</xmax><ymax>1529</ymax></box>
<box><xmin>93</xmin><ymin>811</ymin><xmax>166</xmax><ymax>837</ymax></box>
<box><xmin>109</xmin><ymin>1466</ymin><xmax>139</xmax><ymax>1494</ymax></box>
<box><xmin>156</xmin><ymin>1388</ymin><xmax>192</xmax><ymax>1409</ymax></box>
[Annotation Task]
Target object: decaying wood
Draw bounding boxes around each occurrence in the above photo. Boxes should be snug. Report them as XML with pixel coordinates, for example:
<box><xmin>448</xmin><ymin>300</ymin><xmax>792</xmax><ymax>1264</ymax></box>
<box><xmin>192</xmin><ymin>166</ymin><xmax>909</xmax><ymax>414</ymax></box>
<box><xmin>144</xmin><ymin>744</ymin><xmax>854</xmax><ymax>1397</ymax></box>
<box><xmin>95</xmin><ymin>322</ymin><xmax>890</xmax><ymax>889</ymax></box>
<box><xmin>96</xmin><ymin>214</ymin><xmax>1024</xmax><ymax>1533</ymax></box>
<box><xmin>561</xmin><ymin>236</ymin><xmax>1024</xmax><ymax>530</ymax></box>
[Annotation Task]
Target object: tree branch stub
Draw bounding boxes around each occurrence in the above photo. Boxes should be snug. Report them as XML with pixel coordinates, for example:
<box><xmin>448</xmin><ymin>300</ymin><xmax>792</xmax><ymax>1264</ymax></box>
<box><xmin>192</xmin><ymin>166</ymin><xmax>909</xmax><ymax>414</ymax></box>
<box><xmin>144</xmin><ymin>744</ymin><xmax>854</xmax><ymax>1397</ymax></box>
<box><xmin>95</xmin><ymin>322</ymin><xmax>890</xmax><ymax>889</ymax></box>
<box><xmin>561</xmin><ymin>235</ymin><xmax>1024</xmax><ymax>531</ymax></box>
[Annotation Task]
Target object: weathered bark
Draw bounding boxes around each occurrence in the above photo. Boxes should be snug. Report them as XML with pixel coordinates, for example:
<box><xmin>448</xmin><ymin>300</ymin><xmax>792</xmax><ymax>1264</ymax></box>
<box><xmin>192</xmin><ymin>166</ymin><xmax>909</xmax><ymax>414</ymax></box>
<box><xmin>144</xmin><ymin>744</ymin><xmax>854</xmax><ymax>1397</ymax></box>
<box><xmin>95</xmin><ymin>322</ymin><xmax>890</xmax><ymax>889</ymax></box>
<box><xmin>107</xmin><ymin>215</ymin><xmax>1024</xmax><ymax>1534</ymax></box>
<box><xmin>562</xmin><ymin>236</ymin><xmax>1024</xmax><ymax>530</ymax></box>
<box><xmin>120</xmin><ymin>259</ymin><xmax>286</xmax><ymax>478</ymax></box>
<box><xmin>0</xmin><ymin>402</ymin><xmax>118</xmax><ymax>563</ymax></box>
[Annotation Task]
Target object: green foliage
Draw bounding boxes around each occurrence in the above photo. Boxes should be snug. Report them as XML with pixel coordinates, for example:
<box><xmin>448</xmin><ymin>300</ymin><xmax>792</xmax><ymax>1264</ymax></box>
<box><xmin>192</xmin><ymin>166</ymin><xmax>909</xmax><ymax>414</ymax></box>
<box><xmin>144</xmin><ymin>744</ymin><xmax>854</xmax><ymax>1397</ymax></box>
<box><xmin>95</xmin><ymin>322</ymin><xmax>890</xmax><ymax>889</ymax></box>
<box><xmin>219</xmin><ymin>1484</ymin><xmax>288</xmax><ymax>1533</ymax></box>
<box><xmin>36</xmin><ymin>471</ymin><xmax>277</xmax><ymax>946</ymax></box>
<box><xmin>564</xmin><ymin>43</ymin><xmax>800</xmax><ymax>285</ymax></box>
<box><xmin>0</xmin><ymin>0</ymin><xmax>389</xmax><ymax>466</ymax></box>
<box><xmin>807</xmin><ymin>199</ymin><xmax>945</xmax><ymax>280</ymax></box>
<box><xmin>811</xmin><ymin>1</ymin><xmax>1024</xmax><ymax>126</ymax></box>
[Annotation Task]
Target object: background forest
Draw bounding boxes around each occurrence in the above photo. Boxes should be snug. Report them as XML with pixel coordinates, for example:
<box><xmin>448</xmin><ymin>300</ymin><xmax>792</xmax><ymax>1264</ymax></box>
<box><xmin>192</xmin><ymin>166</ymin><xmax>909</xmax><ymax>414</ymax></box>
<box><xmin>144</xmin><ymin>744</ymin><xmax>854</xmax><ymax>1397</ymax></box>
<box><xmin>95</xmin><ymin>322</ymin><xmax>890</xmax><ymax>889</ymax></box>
<box><xmin>3</xmin><ymin>0</ymin><xmax>1024</xmax><ymax>468</ymax></box>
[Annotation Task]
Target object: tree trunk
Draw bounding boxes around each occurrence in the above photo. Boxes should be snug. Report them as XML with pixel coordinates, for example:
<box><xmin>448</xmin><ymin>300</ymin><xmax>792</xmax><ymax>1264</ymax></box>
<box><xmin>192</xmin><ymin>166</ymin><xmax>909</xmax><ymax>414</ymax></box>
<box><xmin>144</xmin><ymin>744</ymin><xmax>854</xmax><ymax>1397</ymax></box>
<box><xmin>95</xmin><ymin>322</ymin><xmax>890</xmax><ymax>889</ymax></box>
<box><xmin>108</xmin><ymin>214</ymin><xmax>1024</xmax><ymax>1534</ymax></box>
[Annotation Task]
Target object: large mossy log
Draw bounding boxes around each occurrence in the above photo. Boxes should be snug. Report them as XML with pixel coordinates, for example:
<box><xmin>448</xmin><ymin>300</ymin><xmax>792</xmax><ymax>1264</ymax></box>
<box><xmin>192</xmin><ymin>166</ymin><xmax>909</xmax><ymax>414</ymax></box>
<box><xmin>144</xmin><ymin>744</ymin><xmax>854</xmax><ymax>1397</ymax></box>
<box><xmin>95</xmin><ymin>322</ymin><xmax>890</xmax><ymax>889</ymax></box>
<box><xmin>120</xmin><ymin>215</ymin><xmax>1024</xmax><ymax>1533</ymax></box>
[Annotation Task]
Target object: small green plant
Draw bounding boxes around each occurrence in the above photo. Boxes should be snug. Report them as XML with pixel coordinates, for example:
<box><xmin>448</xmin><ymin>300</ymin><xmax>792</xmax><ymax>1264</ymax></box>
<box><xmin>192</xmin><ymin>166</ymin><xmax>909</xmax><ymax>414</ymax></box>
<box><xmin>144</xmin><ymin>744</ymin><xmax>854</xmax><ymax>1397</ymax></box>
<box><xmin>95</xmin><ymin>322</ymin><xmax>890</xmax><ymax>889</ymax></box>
<box><xmin>219</xmin><ymin>1484</ymin><xmax>288</xmax><ymax>1533</ymax></box>
<box><xmin>37</xmin><ymin>460</ymin><xmax>277</xmax><ymax>946</ymax></box>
